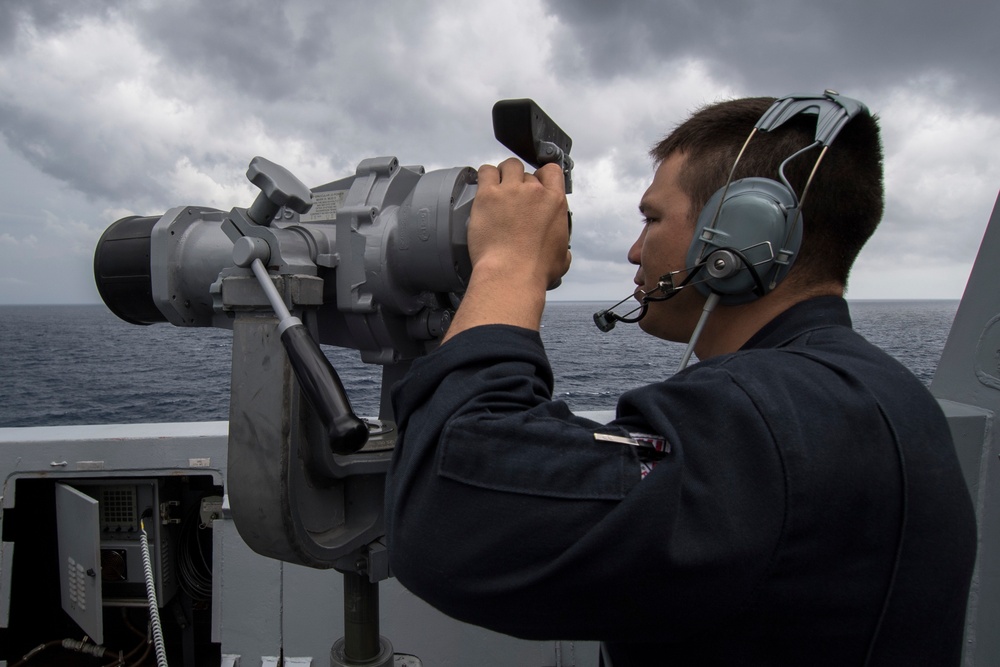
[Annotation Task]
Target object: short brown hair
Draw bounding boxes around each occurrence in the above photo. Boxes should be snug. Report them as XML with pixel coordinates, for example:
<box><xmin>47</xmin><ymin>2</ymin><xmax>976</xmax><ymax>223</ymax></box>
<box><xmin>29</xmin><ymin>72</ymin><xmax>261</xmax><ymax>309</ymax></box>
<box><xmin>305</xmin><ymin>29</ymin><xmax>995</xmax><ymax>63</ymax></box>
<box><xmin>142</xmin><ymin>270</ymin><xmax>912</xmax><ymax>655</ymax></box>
<box><xmin>650</xmin><ymin>96</ymin><xmax>884</xmax><ymax>287</ymax></box>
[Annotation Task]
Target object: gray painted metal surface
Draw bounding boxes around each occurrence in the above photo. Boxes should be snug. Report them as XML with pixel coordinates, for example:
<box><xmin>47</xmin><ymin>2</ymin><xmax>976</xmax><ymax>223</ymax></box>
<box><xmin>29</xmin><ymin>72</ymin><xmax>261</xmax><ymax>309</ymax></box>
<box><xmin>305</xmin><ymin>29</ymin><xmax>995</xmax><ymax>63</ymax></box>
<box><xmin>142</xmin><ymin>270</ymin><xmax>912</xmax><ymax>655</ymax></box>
<box><xmin>0</xmin><ymin>422</ymin><xmax>597</xmax><ymax>666</ymax></box>
<box><xmin>54</xmin><ymin>483</ymin><xmax>103</xmax><ymax>644</ymax></box>
<box><xmin>931</xmin><ymin>190</ymin><xmax>1000</xmax><ymax>666</ymax></box>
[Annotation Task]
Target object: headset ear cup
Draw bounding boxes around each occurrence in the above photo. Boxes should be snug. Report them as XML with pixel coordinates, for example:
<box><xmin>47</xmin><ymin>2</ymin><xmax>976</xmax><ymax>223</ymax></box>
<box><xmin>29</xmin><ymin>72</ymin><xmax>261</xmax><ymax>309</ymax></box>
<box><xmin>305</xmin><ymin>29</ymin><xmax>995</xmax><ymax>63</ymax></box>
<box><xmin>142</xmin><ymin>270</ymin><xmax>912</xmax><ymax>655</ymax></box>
<box><xmin>686</xmin><ymin>177</ymin><xmax>802</xmax><ymax>304</ymax></box>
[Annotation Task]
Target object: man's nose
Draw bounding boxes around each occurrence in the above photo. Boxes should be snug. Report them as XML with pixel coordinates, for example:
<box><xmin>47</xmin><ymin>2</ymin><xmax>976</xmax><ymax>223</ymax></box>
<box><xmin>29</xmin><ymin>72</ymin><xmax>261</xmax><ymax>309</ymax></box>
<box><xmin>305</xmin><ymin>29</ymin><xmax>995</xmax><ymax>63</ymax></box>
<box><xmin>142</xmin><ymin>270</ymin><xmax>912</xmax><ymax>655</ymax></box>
<box><xmin>627</xmin><ymin>228</ymin><xmax>645</xmax><ymax>265</ymax></box>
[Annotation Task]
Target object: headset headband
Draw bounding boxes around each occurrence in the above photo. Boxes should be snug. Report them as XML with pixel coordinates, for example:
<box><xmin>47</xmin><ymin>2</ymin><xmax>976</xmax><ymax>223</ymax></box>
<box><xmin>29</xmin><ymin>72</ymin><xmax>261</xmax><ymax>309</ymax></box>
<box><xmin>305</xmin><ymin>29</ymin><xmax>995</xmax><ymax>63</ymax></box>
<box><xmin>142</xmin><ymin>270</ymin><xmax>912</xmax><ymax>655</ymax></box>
<box><xmin>756</xmin><ymin>90</ymin><xmax>869</xmax><ymax>145</ymax></box>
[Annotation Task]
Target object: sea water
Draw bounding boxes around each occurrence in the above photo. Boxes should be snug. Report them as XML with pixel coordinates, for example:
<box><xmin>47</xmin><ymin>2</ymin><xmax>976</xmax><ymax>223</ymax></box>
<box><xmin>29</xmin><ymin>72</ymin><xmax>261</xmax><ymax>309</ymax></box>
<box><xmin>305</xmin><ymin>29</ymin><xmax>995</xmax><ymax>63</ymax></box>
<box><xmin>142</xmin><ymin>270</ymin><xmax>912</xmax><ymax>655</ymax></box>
<box><xmin>0</xmin><ymin>301</ymin><xmax>957</xmax><ymax>428</ymax></box>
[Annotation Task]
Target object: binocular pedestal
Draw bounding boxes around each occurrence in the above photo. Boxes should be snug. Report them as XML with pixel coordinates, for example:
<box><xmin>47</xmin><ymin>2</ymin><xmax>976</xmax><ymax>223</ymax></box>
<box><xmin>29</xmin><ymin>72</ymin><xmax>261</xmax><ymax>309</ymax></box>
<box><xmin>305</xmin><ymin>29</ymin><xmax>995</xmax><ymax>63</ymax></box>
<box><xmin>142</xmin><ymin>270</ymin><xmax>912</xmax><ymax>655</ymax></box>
<box><xmin>330</xmin><ymin>572</ymin><xmax>395</xmax><ymax>667</ymax></box>
<box><xmin>225</xmin><ymin>304</ymin><xmax>420</xmax><ymax>665</ymax></box>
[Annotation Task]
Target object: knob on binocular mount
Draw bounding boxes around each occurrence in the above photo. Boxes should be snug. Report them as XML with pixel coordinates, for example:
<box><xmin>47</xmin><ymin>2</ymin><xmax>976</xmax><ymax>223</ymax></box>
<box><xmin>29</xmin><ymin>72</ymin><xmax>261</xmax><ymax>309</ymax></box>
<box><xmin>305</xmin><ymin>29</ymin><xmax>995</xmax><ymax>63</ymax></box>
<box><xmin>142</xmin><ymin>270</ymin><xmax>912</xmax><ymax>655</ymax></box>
<box><xmin>245</xmin><ymin>156</ymin><xmax>315</xmax><ymax>225</ymax></box>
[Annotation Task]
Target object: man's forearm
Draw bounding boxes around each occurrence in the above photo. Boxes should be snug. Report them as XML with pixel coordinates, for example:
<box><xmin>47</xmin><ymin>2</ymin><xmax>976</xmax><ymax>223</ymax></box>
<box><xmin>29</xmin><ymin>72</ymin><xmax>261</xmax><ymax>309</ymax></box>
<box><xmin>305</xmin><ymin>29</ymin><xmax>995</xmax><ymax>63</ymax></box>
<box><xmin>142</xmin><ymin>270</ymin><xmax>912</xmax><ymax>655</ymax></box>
<box><xmin>442</xmin><ymin>257</ymin><xmax>548</xmax><ymax>343</ymax></box>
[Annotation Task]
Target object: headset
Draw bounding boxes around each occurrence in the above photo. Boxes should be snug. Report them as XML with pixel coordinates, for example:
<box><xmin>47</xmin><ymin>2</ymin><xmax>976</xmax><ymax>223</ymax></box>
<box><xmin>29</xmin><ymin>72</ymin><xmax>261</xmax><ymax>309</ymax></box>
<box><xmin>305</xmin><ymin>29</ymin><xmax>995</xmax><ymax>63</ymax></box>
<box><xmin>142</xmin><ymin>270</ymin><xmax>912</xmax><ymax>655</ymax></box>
<box><xmin>686</xmin><ymin>89</ymin><xmax>871</xmax><ymax>304</ymax></box>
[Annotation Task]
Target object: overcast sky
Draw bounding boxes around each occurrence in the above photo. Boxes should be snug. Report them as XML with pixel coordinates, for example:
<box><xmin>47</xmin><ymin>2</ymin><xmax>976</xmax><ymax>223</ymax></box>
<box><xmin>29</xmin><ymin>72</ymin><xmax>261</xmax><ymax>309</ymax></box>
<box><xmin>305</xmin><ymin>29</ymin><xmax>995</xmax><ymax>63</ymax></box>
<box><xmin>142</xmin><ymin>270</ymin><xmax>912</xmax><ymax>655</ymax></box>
<box><xmin>1</xmin><ymin>0</ymin><xmax>998</xmax><ymax>307</ymax></box>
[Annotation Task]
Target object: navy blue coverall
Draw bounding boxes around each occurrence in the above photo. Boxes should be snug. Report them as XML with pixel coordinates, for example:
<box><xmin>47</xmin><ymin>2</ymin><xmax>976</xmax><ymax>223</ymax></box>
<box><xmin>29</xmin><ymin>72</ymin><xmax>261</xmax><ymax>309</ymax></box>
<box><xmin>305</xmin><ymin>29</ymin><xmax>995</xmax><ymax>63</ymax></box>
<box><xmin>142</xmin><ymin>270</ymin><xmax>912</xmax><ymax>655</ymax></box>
<box><xmin>385</xmin><ymin>296</ymin><xmax>976</xmax><ymax>666</ymax></box>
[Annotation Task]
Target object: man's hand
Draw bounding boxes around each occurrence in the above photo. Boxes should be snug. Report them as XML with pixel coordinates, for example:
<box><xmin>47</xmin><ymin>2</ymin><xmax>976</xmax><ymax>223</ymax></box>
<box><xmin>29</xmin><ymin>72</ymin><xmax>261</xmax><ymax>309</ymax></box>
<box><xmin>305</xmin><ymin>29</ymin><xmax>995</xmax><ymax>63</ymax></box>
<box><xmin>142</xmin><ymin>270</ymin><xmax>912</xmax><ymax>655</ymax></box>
<box><xmin>469</xmin><ymin>158</ymin><xmax>571</xmax><ymax>289</ymax></box>
<box><xmin>442</xmin><ymin>158</ymin><xmax>571</xmax><ymax>342</ymax></box>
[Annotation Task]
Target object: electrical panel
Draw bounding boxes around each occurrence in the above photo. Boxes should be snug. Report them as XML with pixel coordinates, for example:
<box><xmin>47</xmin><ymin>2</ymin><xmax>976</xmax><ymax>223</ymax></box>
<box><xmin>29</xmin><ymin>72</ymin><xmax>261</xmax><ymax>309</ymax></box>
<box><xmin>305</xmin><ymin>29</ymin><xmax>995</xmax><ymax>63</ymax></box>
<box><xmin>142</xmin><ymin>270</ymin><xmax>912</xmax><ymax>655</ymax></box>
<box><xmin>55</xmin><ymin>479</ymin><xmax>177</xmax><ymax>643</ymax></box>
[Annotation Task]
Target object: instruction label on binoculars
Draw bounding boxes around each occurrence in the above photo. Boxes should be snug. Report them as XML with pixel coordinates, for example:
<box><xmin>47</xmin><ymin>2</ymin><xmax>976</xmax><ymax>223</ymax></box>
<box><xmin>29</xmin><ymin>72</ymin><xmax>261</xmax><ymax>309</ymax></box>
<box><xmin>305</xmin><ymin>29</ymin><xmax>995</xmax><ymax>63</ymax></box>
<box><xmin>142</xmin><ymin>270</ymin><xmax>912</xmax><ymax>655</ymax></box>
<box><xmin>300</xmin><ymin>190</ymin><xmax>348</xmax><ymax>222</ymax></box>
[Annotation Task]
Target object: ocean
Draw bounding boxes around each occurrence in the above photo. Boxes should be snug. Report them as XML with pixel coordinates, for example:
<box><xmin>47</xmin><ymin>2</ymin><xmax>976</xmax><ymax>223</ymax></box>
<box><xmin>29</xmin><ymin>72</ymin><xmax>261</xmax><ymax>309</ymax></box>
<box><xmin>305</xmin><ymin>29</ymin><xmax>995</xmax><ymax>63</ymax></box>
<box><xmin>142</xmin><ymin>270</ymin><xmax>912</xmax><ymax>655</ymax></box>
<box><xmin>0</xmin><ymin>300</ymin><xmax>958</xmax><ymax>428</ymax></box>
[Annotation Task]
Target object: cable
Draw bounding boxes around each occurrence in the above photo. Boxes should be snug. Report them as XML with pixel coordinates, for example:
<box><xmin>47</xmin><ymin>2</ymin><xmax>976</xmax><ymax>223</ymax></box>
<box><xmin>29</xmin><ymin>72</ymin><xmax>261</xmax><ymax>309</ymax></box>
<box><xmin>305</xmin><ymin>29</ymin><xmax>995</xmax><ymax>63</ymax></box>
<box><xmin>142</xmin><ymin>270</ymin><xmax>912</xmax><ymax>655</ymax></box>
<box><xmin>100</xmin><ymin>652</ymin><xmax>126</xmax><ymax>667</ymax></box>
<box><xmin>126</xmin><ymin>640</ymin><xmax>153</xmax><ymax>667</ymax></box>
<box><xmin>177</xmin><ymin>500</ymin><xmax>213</xmax><ymax>602</ymax></box>
<box><xmin>122</xmin><ymin>606</ymin><xmax>149</xmax><ymax>640</ymax></box>
<box><xmin>677</xmin><ymin>292</ymin><xmax>721</xmax><ymax>372</ymax></box>
<box><xmin>9</xmin><ymin>637</ymin><xmax>116</xmax><ymax>667</ymax></box>
<box><xmin>110</xmin><ymin>609</ymin><xmax>152</xmax><ymax>666</ymax></box>
<box><xmin>642</xmin><ymin>263</ymin><xmax>705</xmax><ymax>304</ymax></box>
<box><xmin>720</xmin><ymin>246</ymin><xmax>768</xmax><ymax>298</ymax></box>
<box><xmin>140</xmin><ymin>518</ymin><xmax>169</xmax><ymax>667</ymax></box>
<box><xmin>8</xmin><ymin>639</ymin><xmax>63</xmax><ymax>667</ymax></box>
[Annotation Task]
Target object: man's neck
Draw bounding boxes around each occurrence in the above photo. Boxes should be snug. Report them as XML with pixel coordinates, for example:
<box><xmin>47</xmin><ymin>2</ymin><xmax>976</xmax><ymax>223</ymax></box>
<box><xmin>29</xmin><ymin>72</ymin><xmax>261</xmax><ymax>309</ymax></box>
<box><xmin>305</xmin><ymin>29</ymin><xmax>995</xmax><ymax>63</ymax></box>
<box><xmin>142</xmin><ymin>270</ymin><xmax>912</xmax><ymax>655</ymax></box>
<box><xmin>692</xmin><ymin>281</ymin><xmax>844</xmax><ymax>360</ymax></box>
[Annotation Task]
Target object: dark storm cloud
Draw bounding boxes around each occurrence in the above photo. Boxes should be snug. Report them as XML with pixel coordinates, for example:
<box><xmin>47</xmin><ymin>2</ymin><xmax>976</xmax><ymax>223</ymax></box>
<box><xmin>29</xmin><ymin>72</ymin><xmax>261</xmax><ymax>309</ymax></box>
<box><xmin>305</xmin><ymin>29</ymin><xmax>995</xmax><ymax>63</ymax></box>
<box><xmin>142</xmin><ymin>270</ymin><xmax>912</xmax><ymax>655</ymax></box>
<box><xmin>0</xmin><ymin>1</ymin><xmax>490</xmax><ymax>210</ymax></box>
<box><xmin>0</xmin><ymin>101</ymin><xmax>171</xmax><ymax>205</ymax></box>
<box><xmin>124</xmin><ymin>0</ymin><xmax>488</xmax><ymax>160</ymax></box>
<box><xmin>543</xmin><ymin>0</ymin><xmax>1000</xmax><ymax>106</ymax></box>
<box><xmin>0</xmin><ymin>0</ymin><xmax>125</xmax><ymax>52</ymax></box>
<box><xmin>128</xmin><ymin>0</ymin><xmax>326</xmax><ymax>100</ymax></box>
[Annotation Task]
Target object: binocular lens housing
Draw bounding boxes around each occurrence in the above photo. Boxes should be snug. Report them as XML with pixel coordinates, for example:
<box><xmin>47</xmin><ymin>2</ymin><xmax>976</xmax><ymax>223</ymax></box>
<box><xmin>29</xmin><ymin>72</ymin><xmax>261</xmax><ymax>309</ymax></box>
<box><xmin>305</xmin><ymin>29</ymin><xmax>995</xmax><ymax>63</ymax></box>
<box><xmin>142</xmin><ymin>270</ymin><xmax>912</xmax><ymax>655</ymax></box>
<box><xmin>94</xmin><ymin>215</ymin><xmax>166</xmax><ymax>325</ymax></box>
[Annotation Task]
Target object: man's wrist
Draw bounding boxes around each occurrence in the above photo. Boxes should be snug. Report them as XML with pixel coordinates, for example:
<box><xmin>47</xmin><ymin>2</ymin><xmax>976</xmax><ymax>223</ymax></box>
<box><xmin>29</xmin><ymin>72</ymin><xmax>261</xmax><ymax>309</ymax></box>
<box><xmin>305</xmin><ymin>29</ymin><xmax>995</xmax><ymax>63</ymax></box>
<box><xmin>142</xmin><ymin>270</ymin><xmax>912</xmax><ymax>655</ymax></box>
<box><xmin>471</xmin><ymin>253</ymin><xmax>553</xmax><ymax>290</ymax></box>
<box><xmin>442</xmin><ymin>260</ymin><xmax>547</xmax><ymax>342</ymax></box>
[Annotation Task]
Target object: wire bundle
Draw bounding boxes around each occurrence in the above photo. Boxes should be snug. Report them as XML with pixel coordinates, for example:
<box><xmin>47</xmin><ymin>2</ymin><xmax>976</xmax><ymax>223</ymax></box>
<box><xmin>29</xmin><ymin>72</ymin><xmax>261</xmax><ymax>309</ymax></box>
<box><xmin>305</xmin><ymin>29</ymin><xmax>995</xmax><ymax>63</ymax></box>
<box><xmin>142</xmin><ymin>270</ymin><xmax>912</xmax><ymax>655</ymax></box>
<box><xmin>177</xmin><ymin>502</ymin><xmax>213</xmax><ymax>602</ymax></box>
<box><xmin>139</xmin><ymin>519</ymin><xmax>169</xmax><ymax>667</ymax></box>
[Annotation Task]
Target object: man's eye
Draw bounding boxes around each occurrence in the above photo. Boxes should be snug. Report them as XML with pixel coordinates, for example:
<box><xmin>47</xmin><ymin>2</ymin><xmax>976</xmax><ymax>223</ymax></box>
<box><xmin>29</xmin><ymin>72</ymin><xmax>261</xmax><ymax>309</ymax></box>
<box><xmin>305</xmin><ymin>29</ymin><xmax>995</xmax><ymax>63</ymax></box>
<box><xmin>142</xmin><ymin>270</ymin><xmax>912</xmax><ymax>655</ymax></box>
<box><xmin>641</xmin><ymin>216</ymin><xmax>658</xmax><ymax>225</ymax></box>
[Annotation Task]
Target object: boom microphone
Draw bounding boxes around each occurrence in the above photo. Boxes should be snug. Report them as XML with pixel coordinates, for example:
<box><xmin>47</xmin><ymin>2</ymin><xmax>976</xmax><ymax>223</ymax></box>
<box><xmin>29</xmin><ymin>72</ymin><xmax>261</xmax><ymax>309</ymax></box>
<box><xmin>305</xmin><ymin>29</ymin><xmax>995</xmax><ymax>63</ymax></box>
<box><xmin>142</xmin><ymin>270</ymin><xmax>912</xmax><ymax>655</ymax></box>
<box><xmin>593</xmin><ymin>262</ymin><xmax>707</xmax><ymax>332</ymax></box>
<box><xmin>592</xmin><ymin>293</ymin><xmax>648</xmax><ymax>332</ymax></box>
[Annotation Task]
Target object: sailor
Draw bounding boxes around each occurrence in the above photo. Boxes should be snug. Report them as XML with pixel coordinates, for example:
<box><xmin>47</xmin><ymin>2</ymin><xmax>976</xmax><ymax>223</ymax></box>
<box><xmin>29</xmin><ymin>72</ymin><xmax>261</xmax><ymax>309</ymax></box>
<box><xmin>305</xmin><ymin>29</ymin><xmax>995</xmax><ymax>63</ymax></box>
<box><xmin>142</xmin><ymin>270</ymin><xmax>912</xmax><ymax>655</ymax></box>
<box><xmin>384</xmin><ymin>94</ymin><xmax>977</xmax><ymax>666</ymax></box>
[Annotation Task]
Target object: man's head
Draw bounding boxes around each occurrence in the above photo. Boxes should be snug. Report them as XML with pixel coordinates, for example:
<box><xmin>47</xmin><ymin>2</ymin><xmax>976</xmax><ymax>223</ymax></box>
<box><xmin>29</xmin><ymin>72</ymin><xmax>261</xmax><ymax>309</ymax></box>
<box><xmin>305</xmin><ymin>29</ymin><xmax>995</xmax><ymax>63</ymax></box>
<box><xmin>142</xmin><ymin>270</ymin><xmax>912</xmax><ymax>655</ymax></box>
<box><xmin>649</xmin><ymin>96</ymin><xmax>884</xmax><ymax>289</ymax></box>
<box><xmin>628</xmin><ymin>95</ymin><xmax>885</xmax><ymax>351</ymax></box>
